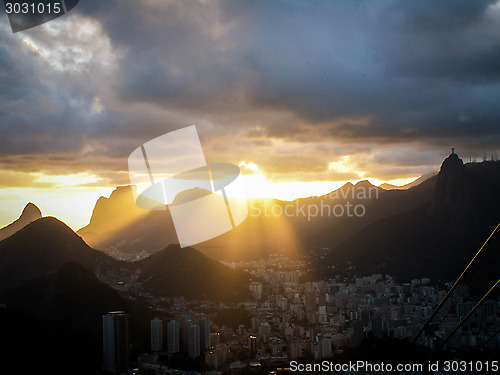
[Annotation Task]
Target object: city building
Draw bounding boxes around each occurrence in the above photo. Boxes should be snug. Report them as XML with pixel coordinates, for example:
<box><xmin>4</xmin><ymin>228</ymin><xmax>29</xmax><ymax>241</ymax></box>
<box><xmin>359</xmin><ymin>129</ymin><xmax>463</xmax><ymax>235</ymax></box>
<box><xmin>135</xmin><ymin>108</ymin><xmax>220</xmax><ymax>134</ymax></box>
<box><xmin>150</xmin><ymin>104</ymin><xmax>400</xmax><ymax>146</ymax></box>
<box><xmin>210</xmin><ymin>332</ymin><xmax>220</xmax><ymax>347</ymax></box>
<box><xmin>351</xmin><ymin>319</ymin><xmax>364</xmax><ymax>347</ymax></box>
<box><xmin>371</xmin><ymin>315</ymin><xmax>383</xmax><ymax>340</ymax></box>
<box><xmin>250</xmin><ymin>317</ymin><xmax>260</xmax><ymax>333</ymax></box>
<box><xmin>205</xmin><ymin>351</ymin><xmax>219</xmax><ymax>369</ymax></box>
<box><xmin>249</xmin><ymin>335</ymin><xmax>257</xmax><ymax>354</ymax></box>
<box><xmin>321</xmin><ymin>337</ymin><xmax>332</xmax><ymax>358</ymax></box>
<box><xmin>150</xmin><ymin>318</ymin><xmax>163</xmax><ymax>352</ymax></box>
<box><xmin>167</xmin><ymin>320</ymin><xmax>180</xmax><ymax>354</ymax></box>
<box><xmin>200</xmin><ymin>315</ymin><xmax>211</xmax><ymax>349</ymax></box>
<box><xmin>103</xmin><ymin>311</ymin><xmax>130</xmax><ymax>375</ymax></box>
<box><xmin>188</xmin><ymin>323</ymin><xmax>200</xmax><ymax>358</ymax></box>
<box><xmin>182</xmin><ymin>315</ymin><xmax>192</xmax><ymax>354</ymax></box>
<box><xmin>129</xmin><ymin>253</ymin><xmax>500</xmax><ymax>371</ymax></box>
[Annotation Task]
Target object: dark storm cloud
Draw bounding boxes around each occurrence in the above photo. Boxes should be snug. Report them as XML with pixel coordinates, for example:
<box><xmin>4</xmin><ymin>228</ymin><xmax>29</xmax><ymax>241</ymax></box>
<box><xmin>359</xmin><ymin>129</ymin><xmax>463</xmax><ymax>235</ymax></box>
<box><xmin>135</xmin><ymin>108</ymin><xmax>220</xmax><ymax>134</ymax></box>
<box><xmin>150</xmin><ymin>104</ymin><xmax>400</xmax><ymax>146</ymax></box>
<box><xmin>75</xmin><ymin>0</ymin><xmax>500</xmax><ymax>137</ymax></box>
<box><xmin>1</xmin><ymin>0</ymin><xmax>499</xmax><ymax>182</ymax></box>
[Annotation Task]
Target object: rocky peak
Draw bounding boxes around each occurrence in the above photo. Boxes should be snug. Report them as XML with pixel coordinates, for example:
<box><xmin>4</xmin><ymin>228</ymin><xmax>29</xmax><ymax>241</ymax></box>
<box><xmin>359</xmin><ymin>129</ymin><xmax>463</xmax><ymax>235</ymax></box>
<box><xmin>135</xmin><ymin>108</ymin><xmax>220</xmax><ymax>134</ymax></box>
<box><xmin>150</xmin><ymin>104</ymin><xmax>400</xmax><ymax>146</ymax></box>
<box><xmin>438</xmin><ymin>151</ymin><xmax>464</xmax><ymax>179</ymax></box>
<box><xmin>20</xmin><ymin>202</ymin><xmax>42</xmax><ymax>222</ymax></box>
<box><xmin>0</xmin><ymin>202</ymin><xmax>42</xmax><ymax>241</ymax></box>
<box><xmin>429</xmin><ymin>150</ymin><xmax>469</xmax><ymax>217</ymax></box>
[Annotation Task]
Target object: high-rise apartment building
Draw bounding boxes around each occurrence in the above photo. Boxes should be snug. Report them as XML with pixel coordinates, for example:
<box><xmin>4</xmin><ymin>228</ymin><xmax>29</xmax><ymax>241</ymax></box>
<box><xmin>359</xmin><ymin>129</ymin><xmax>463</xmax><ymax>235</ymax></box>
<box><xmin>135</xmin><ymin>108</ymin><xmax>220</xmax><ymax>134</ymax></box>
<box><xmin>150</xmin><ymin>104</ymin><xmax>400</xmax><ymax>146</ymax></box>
<box><xmin>182</xmin><ymin>315</ymin><xmax>192</xmax><ymax>354</ymax></box>
<box><xmin>167</xmin><ymin>320</ymin><xmax>180</xmax><ymax>354</ymax></box>
<box><xmin>188</xmin><ymin>323</ymin><xmax>200</xmax><ymax>358</ymax></box>
<box><xmin>103</xmin><ymin>311</ymin><xmax>130</xmax><ymax>375</ymax></box>
<box><xmin>150</xmin><ymin>318</ymin><xmax>163</xmax><ymax>352</ymax></box>
<box><xmin>199</xmin><ymin>316</ymin><xmax>211</xmax><ymax>349</ymax></box>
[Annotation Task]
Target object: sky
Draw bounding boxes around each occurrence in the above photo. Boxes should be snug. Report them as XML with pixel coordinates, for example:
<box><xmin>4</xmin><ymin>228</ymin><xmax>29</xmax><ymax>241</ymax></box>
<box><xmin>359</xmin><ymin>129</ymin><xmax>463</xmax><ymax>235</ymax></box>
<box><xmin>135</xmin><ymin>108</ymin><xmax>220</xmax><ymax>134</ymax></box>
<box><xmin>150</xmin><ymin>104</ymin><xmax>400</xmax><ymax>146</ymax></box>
<box><xmin>1</xmin><ymin>0</ymin><xmax>500</xmax><ymax>229</ymax></box>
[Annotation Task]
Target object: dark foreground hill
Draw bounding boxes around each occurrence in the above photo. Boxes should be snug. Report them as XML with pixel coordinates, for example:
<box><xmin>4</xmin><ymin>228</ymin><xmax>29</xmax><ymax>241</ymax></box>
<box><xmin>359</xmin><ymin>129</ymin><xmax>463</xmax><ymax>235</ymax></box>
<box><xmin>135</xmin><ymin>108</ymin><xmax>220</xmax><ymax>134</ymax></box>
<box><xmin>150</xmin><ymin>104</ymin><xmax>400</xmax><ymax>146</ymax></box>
<box><xmin>0</xmin><ymin>215</ymin><xmax>252</xmax><ymax>301</ymax></box>
<box><xmin>0</xmin><ymin>262</ymin><xmax>154</xmax><ymax>374</ymax></box>
<box><xmin>0</xmin><ymin>216</ymin><xmax>255</xmax><ymax>372</ymax></box>
<box><xmin>135</xmin><ymin>244</ymin><xmax>252</xmax><ymax>300</ymax></box>
<box><xmin>0</xmin><ymin>216</ymin><xmax>120</xmax><ymax>293</ymax></box>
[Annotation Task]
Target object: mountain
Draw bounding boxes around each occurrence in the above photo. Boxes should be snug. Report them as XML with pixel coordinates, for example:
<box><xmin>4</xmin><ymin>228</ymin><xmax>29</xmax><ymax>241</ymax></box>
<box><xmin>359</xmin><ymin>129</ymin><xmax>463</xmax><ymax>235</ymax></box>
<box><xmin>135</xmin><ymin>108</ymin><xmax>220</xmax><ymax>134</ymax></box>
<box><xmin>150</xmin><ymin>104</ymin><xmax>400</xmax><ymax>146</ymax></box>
<box><xmin>322</xmin><ymin>153</ymin><xmax>500</xmax><ymax>287</ymax></box>
<box><xmin>134</xmin><ymin>244</ymin><xmax>252</xmax><ymax>301</ymax></box>
<box><xmin>77</xmin><ymin>154</ymin><xmax>499</xmax><ymax>283</ymax></box>
<box><xmin>0</xmin><ymin>214</ymin><xmax>253</xmax><ymax>301</ymax></box>
<box><xmin>0</xmin><ymin>216</ymin><xmax>121</xmax><ymax>293</ymax></box>
<box><xmin>77</xmin><ymin>180</ymin><xmax>387</xmax><ymax>261</ymax></box>
<box><xmin>77</xmin><ymin>178</ymin><xmax>441</xmax><ymax>262</ymax></box>
<box><xmin>0</xmin><ymin>202</ymin><xmax>42</xmax><ymax>241</ymax></box>
<box><xmin>78</xmin><ymin>185</ymin><xmax>177</xmax><ymax>260</ymax></box>
<box><xmin>0</xmin><ymin>262</ymin><xmax>154</xmax><ymax>374</ymax></box>
<box><xmin>194</xmin><ymin>178</ymin><xmax>437</xmax><ymax>261</ymax></box>
<box><xmin>195</xmin><ymin>180</ymin><xmax>387</xmax><ymax>259</ymax></box>
<box><xmin>380</xmin><ymin>173</ymin><xmax>434</xmax><ymax>190</ymax></box>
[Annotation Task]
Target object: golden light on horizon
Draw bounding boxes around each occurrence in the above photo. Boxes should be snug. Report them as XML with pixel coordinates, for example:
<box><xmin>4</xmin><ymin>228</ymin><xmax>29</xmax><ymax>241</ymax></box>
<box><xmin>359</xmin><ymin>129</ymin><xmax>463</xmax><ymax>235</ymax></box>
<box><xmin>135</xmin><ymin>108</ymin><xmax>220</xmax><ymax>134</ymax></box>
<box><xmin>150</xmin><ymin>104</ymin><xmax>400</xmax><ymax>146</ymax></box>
<box><xmin>0</xmin><ymin>186</ymin><xmax>114</xmax><ymax>231</ymax></box>
<box><xmin>236</xmin><ymin>161</ymin><xmax>421</xmax><ymax>201</ymax></box>
<box><xmin>368</xmin><ymin>176</ymin><xmax>420</xmax><ymax>187</ymax></box>
<box><xmin>0</xmin><ymin>165</ymin><xmax>422</xmax><ymax>232</ymax></box>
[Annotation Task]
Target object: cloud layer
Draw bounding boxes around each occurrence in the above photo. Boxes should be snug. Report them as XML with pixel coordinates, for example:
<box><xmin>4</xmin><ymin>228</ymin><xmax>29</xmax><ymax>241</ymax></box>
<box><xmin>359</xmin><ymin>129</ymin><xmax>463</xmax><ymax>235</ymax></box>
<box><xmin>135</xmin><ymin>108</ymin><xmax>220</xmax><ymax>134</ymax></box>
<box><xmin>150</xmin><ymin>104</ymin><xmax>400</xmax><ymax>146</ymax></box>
<box><xmin>1</xmin><ymin>0</ymin><xmax>500</xmax><ymax>187</ymax></box>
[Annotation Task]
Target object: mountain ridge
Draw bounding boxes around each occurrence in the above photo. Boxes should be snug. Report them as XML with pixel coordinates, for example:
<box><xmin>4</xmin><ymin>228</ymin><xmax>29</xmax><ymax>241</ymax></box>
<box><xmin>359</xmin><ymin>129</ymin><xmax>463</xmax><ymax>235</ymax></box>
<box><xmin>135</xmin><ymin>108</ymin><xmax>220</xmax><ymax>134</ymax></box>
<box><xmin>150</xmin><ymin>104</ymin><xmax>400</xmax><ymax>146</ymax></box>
<box><xmin>76</xmin><ymin>180</ymin><xmax>386</xmax><ymax>260</ymax></box>
<box><xmin>0</xmin><ymin>215</ymin><xmax>253</xmax><ymax>301</ymax></box>
<box><xmin>380</xmin><ymin>173</ymin><xmax>434</xmax><ymax>190</ymax></box>
<box><xmin>321</xmin><ymin>153</ymin><xmax>500</xmax><ymax>287</ymax></box>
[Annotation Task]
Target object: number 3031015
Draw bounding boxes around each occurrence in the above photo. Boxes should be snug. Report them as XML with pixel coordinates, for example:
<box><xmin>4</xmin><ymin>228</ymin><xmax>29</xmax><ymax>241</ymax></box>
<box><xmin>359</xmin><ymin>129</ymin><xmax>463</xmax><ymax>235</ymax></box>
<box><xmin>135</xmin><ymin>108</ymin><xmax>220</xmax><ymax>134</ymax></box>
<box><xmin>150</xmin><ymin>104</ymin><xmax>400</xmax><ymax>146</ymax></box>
<box><xmin>443</xmin><ymin>360</ymin><xmax>498</xmax><ymax>372</ymax></box>
<box><xmin>5</xmin><ymin>2</ymin><xmax>62</xmax><ymax>14</ymax></box>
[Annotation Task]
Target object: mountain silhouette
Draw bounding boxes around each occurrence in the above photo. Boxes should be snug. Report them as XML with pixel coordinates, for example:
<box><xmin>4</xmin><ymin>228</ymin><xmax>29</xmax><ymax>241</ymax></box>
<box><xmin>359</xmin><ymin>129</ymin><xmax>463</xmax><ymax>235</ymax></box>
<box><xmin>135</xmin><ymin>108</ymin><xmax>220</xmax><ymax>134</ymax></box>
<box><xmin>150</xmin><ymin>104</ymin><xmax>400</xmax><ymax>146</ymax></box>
<box><xmin>77</xmin><ymin>178</ymin><xmax>441</xmax><ymax>262</ymax></box>
<box><xmin>429</xmin><ymin>152</ymin><xmax>497</xmax><ymax>225</ymax></box>
<box><xmin>0</xmin><ymin>216</ymin><xmax>120</xmax><ymax>293</ymax></box>
<box><xmin>322</xmin><ymin>153</ymin><xmax>500</xmax><ymax>289</ymax></box>
<box><xmin>77</xmin><ymin>180</ymin><xmax>386</xmax><ymax>261</ymax></box>
<box><xmin>0</xmin><ymin>215</ymin><xmax>253</xmax><ymax>301</ymax></box>
<box><xmin>0</xmin><ymin>202</ymin><xmax>42</xmax><ymax>241</ymax></box>
<box><xmin>380</xmin><ymin>173</ymin><xmax>434</xmax><ymax>190</ymax></box>
<box><xmin>429</xmin><ymin>151</ymin><xmax>466</xmax><ymax>215</ymax></box>
<box><xmin>75</xmin><ymin>153</ymin><xmax>499</xmax><ymax>287</ymax></box>
<box><xmin>80</xmin><ymin>185</ymin><xmax>146</xmax><ymax>233</ymax></box>
<box><xmin>134</xmin><ymin>243</ymin><xmax>252</xmax><ymax>301</ymax></box>
<box><xmin>78</xmin><ymin>185</ymin><xmax>177</xmax><ymax>260</ymax></box>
